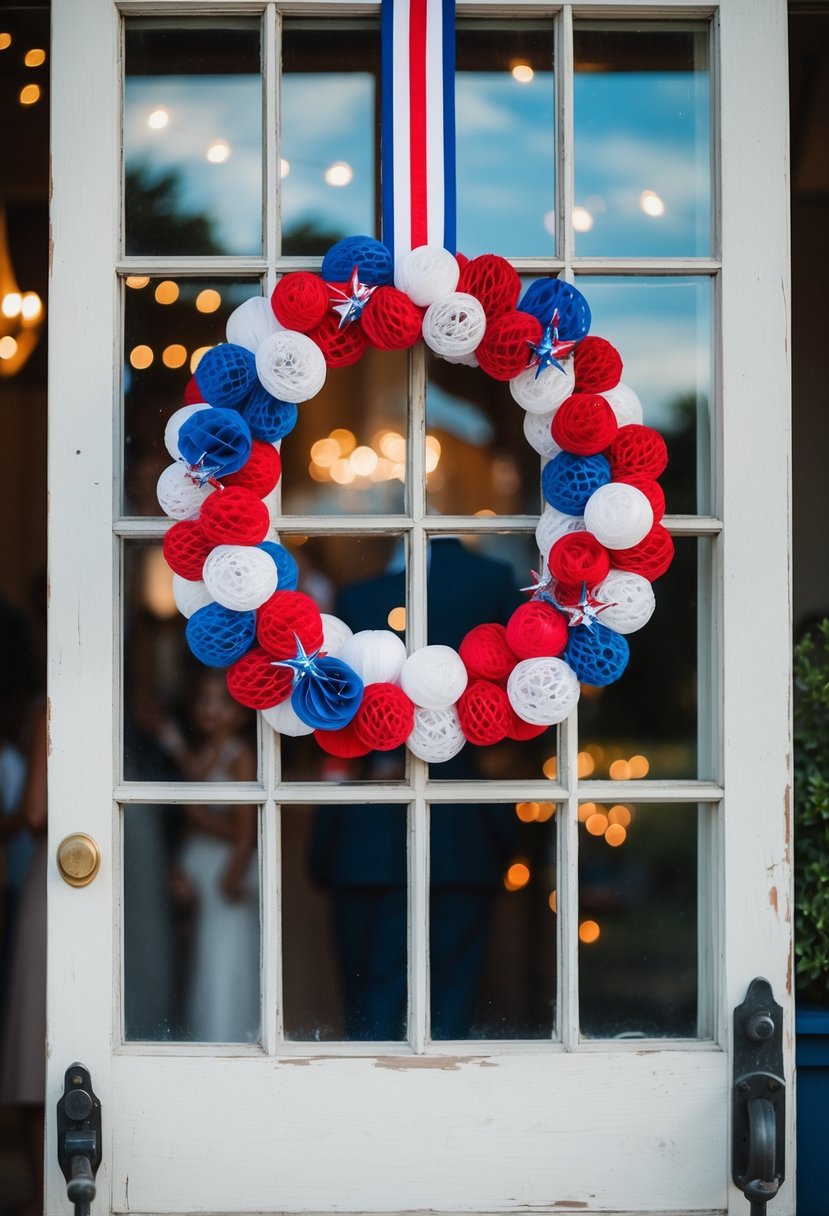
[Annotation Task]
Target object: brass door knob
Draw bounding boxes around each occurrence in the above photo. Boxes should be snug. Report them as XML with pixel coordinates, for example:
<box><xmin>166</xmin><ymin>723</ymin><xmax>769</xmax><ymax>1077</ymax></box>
<box><xmin>56</xmin><ymin>834</ymin><xmax>101</xmax><ymax>887</ymax></box>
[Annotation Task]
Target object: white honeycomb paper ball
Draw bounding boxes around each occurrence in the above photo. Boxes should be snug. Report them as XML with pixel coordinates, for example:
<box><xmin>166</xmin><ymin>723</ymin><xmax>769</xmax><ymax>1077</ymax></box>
<box><xmin>156</xmin><ymin>462</ymin><xmax>215</xmax><ymax>520</ymax></box>
<box><xmin>592</xmin><ymin>569</ymin><xmax>656</xmax><ymax>634</ymax></box>
<box><xmin>536</xmin><ymin>504</ymin><xmax>586</xmax><ymax>556</ymax></box>
<box><xmin>164</xmin><ymin>404</ymin><xmax>210</xmax><ymax>461</ymax></box>
<box><xmin>510</xmin><ymin>358</ymin><xmax>575</xmax><ymax>414</ymax></box>
<box><xmin>507</xmin><ymin>657</ymin><xmax>580</xmax><ymax>725</ymax></box>
<box><xmin>422</xmin><ymin>292</ymin><xmax>486</xmax><ymax>359</ymax></box>
<box><xmin>226</xmin><ymin>295</ymin><xmax>283</xmax><ymax>352</ymax></box>
<box><xmin>399</xmin><ymin>645</ymin><xmax>468</xmax><ymax>710</ymax></box>
<box><xmin>523</xmin><ymin>409</ymin><xmax>563</xmax><ymax>460</ymax></box>
<box><xmin>263</xmin><ymin>697</ymin><xmax>315</xmax><ymax>737</ymax></box>
<box><xmin>255</xmin><ymin>330</ymin><xmax>326</xmax><ymax>402</ymax></box>
<box><xmin>202</xmin><ymin>545</ymin><xmax>278</xmax><ymax>612</ymax></box>
<box><xmin>406</xmin><ymin>705</ymin><xmax>467</xmax><ymax>763</ymax></box>
<box><xmin>584</xmin><ymin>482</ymin><xmax>654</xmax><ymax>550</ymax></box>
<box><xmin>340</xmin><ymin>629</ymin><xmax>407</xmax><ymax>686</ymax></box>
<box><xmin>172</xmin><ymin>574</ymin><xmax>213</xmax><ymax>619</ymax></box>
<box><xmin>320</xmin><ymin>613</ymin><xmax>353</xmax><ymax>658</ymax></box>
<box><xmin>602</xmin><ymin>382</ymin><xmax>644</xmax><ymax>429</ymax></box>
<box><xmin>395</xmin><ymin>245</ymin><xmax>460</xmax><ymax>307</ymax></box>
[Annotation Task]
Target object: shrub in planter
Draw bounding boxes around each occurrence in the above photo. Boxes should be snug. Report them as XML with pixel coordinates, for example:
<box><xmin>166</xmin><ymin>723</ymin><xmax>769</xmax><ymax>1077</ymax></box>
<box><xmin>794</xmin><ymin>619</ymin><xmax>829</xmax><ymax>1000</ymax></box>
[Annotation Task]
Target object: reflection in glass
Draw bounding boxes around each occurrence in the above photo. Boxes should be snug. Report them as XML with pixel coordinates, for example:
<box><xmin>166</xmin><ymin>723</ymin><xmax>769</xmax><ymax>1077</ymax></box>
<box><xmin>578</xmin><ymin>538</ymin><xmax>701</xmax><ymax>780</ymax></box>
<box><xmin>431</xmin><ymin>804</ymin><xmax>556</xmax><ymax>1039</ymax></box>
<box><xmin>123</xmin><ymin>804</ymin><xmax>261</xmax><ymax>1042</ymax></box>
<box><xmin>123</xmin><ymin>276</ymin><xmax>261</xmax><ymax>517</ymax></box>
<box><xmin>282</xmin><ymin>804</ymin><xmax>408</xmax><ymax>1041</ymax></box>
<box><xmin>281</xmin><ymin>22</ymin><xmax>379</xmax><ymax>255</ymax></box>
<box><xmin>426</xmin><ymin>351</ymin><xmax>544</xmax><ymax>516</ymax></box>
<box><xmin>123</xmin><ymin>542</ymin><xmax>258</xmax><ymax>782</ymax></box>
<box><xmin>574</xmin><ymin>23</ymin><xmax>710</xmax><ymax>257</ymax></box>
<box><xmin>280</xmin><ymin>346</ymin><xmax>407</xmax><ymax>516</ymax></box>
<box><xmin>579</xmin><ymin>803</ymin><xmax>699</xmax><ymax>1038</ymax></box>
<box><xmin>575</xmin><ymin>275</ymin><xmax>712</xmax><ymax>514</ymax></box>
<box><xmin>456</xmin><ymin>21</ymin><xmax>555</xmax><ymax>256</ymax></box>
<box><xmin>124</xmin><ymin>20</ymin><xmax>262</xmax><ymax>256</ymax></box>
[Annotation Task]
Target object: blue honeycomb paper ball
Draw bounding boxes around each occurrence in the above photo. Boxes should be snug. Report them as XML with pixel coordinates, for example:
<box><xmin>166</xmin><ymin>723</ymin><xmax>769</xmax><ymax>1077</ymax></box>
<box><xmin>186</xmin><ymin>602</ymin><xmax>257</xmax><ymax>667</ymax></box>
<box><xmin>258</xmin><ymin>542</ymin><xmax>299</xmax><ymax>591</ymax></box>
<box><xmin>178</xmin><ymin>408</ymin><xmax>252</xmax><ymax>477</ymax></box>
<box><xmin>241</xmin><ymin>384</ymin><xmax>298</xmax><ymax>442</ymax></box>
<box><xmin>565</xmin><ymin>622</ymin><xmax>630</xmax><ymax>687</ymax></box>
<box><xmin>542</xmin><ymin>452</ymin><xmax>611</xmax><ymax>516</ymax></box>
<box><xmin>518</xmin><ymin>279</ymin><xmax>591</xmax><ymax>341</ymax></box>
<box><xmin>194</xmin><ymin>343</ymin><xmax>258</xmax><ymax>408</ymax></box>
<box><xmin>321</xmin><ymin>236</ymin><xmax>395</xmax><ymax>286</ymax></box>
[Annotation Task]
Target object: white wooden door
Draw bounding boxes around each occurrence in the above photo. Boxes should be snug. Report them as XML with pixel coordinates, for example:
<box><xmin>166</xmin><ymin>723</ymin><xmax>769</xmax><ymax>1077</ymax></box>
<box><xmin>46</xmin><ymin>1</ymin><xmax>793</xmax><ymax>1213</ymax></box>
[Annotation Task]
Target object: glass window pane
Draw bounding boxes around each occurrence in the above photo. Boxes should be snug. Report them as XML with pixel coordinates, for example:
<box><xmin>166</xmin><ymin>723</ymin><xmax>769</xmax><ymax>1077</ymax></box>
<box><xmin>575</xmin><ymin>275</ymin><xmax>712</xmax><ymax>515</ymax></box>
<box><xmin>455</xmin><ymin>21</ymin><xmax>555</xmax><ymax>257</ymax></box>
<box><xmin>578</xmin><ymin>537</ymin><xmax>702</xmax><ymax>782</ymax></box>
<box><xmin>281</xmin><ymin>22</ymin><xmax>379</xmax><ymax>255</ymax></box>
<box><xmin>123</xmin><ymin>541</ymin><xmax>258</xmax><ymax>782</ymax></box>
<box><xmin>578</xmin><ymin>803</ymin><xmax>701</xmax><ymax>1038</ymax></box>
<box><xmin>124</xmin><ymin>20</ymin><xmax>262</xmax><ymax>256</ymax></box>
<box><xmin>573</xmin><ymin>22</ymin><xmax>711</xmax><ymax>257</ymax></box>
<box><xmin>281</xmin><ymin>347</ymin><xmax>407</xmax><ymax>515</ymax></box>
<box><xmin>123</xmin><ymin>276</ymin><xmax>262</xmax><ymax>517</ymax></box>
<box><xmin>123</xmin><ymin>803</ymin><xmax>261</xmax><ymax>1042</ymax></box>
<box><xmin>431</xmin><ymin>802</ymin><xmax>557</xmax><ymax>1039</ymax></box>
<box><xmin>282</xmin><ymin>803</ymin><xmax>408</xmax><ymax>1041</ymax></box>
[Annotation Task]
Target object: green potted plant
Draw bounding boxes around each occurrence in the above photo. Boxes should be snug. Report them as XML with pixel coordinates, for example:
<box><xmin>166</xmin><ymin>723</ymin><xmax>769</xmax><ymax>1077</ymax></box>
<box><xmin>793</xmin><ymin>619</ymin><xmax>829</xmax><ymax>1216</ymax></box>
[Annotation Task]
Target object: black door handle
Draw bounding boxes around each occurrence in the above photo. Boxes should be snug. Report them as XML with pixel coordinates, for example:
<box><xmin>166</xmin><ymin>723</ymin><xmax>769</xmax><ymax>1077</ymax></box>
<box><xmin>56</xmin><ymin>1063</ymin><xmax>102</xmax><ymax>1216</ymax></box>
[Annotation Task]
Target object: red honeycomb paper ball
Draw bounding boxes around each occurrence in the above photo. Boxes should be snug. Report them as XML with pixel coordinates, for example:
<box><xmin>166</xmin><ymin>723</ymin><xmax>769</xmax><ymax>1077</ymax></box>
<box><xmin>506</xmin><ymin>709</ymin><xmax>549</xmax><ymax>741</ymax></box>
<box><xmin>163</xmin><ymin>520</ymin><xmax>213</xmax><ymax>581</ymax></box>
<box><xmin>617</xmin><ymin>475</ymin><xmax>666</xmax><ymax>523</ymax></box>
<box><xmin>353</xmin><ymin>682</ymin><xmax>415</xmax><ymax>751</ymax></box>
<box><xmin>455</xmin><ymin>252</ymin><xmax>470</xmax><ymax>272</ymax></box>
<box><xmin>227</xmin><ymin>646</ymin><xmax>294</xmax><ymax>710</ymax></box>
<box><xmin>476</xmin><ymin>310</ymin><xmax>542</xmax><ymax>381</ymax></box>
<box><xmin>551</xmin><ymin>393</ymin><xmax>618</xmax><ymax>455</ymax></box>
<box><xmin>609</xmin><ymin>425</ymin><xmax>669</xmax><ymax>480</ymax></box>
<box><xmin>314</xmin><ymin>720</ymin><xmax>371</xmax><ymax>758</ymax></box>
<box><xmin>548</xmin><ymin>532</ymin><xmax>611</xmax><ymax>588</ymax></box>
<box><xmin>184</xmin><ymin>376</ymin><xmax>203</xmax><ymax>405</ymax></box>
<box><xmin>506</xmin><ymin>601</ymin><xmax>569</xmax><ymax>659</ymax></box>
<box><xmin>457</xmin><ymin>254</ymin><xmax>522</xmax><ymax>321</ymax></box>
<box><xmin>457</xmin><ymin>680</ymin><xmax>512</xmax><ymax>746</ymax></box>
<box><xmin>573</xmin><ymin>336</ymin><xmax>623</xmax><ymax>393</ymax></box>
<box><xmin>459</xmin><ymin>623</ymin><xmax>516</xmax><ymax>681</ymax></box>
<box><xmin>256</xmin><ymin>590</ymin><xmax>324</xmax><ymax>659</ymax></box>
<box><xmin>271</xmin><ymin>272</ymin><xmax>329</xmax><ymax>332</ymax></box>
<box><xmin>199</xmin><ymin>486</ymin><xmax>270</xmax><ymax>546</ymax></box>
<box><xmin>221</xmin><ymin>440</ymin><xmax>282</xmax><ymax>497</ymax></box>
<box><xmin>361</xmin><ymin>287</ymin><xmax>424</xmax><ymax>350</ymax></box>
<box><xmin>308</xmin><ymin>310</ymin><xmax>369</xmax><ymax>368</ymax></box>
<box><xmin>611</xmin><ymin>523</ymin><xmax>674</xmax><ymax>580</ymax></box>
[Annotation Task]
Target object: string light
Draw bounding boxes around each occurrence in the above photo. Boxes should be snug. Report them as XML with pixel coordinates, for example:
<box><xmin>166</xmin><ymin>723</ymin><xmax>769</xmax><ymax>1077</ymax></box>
<box><xmin>579</xmin><ymin>920</ymin><xmax>601</xmax><ymax>944</ymax></box>
<box><xmin>129</xmin><ymin>345</ymin><xmax>154</xmax><ymax>370</ymax></box>
<box><xmin>387</xmin><ymin>607</ymin><xmax>406</xmax><ymax>632</ymax></box>
<box><xmin>24</xmin><ymin>48</ymin><xmax>46</xmax><ymax>67</ymax></box>
<box><xmin>504</xmin><ymin>862</ymin><xmax>531</xmax><ymax>891</ymax></box>
<box><xmin>196</xmin><ymin>289</ymin><xmax>221</xmax><ymax>314</ymax></box>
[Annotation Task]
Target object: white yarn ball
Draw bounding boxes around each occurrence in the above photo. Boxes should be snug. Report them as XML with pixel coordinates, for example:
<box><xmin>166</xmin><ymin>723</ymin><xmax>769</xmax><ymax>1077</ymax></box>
<box><xmin>226</xmin><ymin>296</ymin><xmax>283</xmax><ymax>352</ymax></box>
<box><xmin>172</xmin><ymin>574</ymin><xmax>213</xmax><ymax>619</ymax></box>
<box><xmin>255</xmin><ymin>330</ymin><xmax>326</xmax><ymax>402</ymax></box>
<box><xmin>156</xmin><ymin>462</ymin><xmax>215</xmax><ymax>520</ymax></box>
<box><xmin>583</xmin><ymin>482</ymin><xmax>654</xmax><ymax>550</ymax></box>
<box><xmin>510</xmin><ymin>358</ymin><xmax>575</xmax><ymax>414</ymax></box>
<box><xmin>399</xmin><ymin>645</ymin><xmax>468</xmax><ymax>710</ymax></box>
<box><xmin>602</xmin><ymin>382</ymin><xmax>644</xmax><ymax>428</ymax></box>
<box><xmin>340</xmin><ymin>629</ymin><xmax>407</xmax><ymax>685</ymax></box>
<box><xmin>164</xmin><ymin>404</ymin><xmax>210</xmax><ymax>461</ymax></box>
<box><xmin>536</xmin><ymin>505</ymin><xmax>586</xmax><ymax>556</ymax></box>
<box><xmin>507</xmin><ymin>657</ymin><xmax>580</xmax><ymax>726</ymax></box>
<box><xmin>321</xmin><ymin>613</ymin><xmax>353</xmax><ymax>657</ymax></box>
<box><xmin>523</xmin><ymin>409</ymin><xmax>563</xmax><ymax>460</ymax></box>
<box><xmin>395</xmin><ymin>245</ymin><xmax>460</xmax><ymax>307</ymax></box>
<box><xmin>593</xmin><ymin>569</ymin><xmax>656</xmax><ymax>634</ymax></box>
<box><xmin>263</xmin><ymin>697</ymin><xmax>314</xmax><ymax>737</ymax></box>
<box><xmin>443</xmin><ymin>350</ymin><xmax>479</xmax><ymax>368</ymax></box>
<box><xmin>406</xmin><ymin>706</ymin><xmax>466</xmax><ymax>763</ymax></box>
<box><xmin>202</xmin><ymin>545</ymin><xmax>278</xmax><ymax>612</ymax></box>
<box><xmin>422</xmin><ymin>292</ymin><xmax>486</xmax><ymax>359</ymax></box>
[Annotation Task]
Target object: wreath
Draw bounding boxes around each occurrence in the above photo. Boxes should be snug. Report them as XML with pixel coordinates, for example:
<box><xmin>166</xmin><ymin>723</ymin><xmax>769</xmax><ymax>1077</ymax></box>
<box><xmin>158</xmin><ymin>235</ymin><xmax>673</xmax><ymax>763</ymax></box>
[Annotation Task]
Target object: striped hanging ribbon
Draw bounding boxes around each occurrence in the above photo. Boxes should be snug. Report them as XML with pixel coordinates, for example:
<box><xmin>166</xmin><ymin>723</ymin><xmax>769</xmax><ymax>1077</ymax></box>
<box><xmin>381</xmin><ymin>0</ymin><xmax>456</xmax><ymax>273</ymax></box>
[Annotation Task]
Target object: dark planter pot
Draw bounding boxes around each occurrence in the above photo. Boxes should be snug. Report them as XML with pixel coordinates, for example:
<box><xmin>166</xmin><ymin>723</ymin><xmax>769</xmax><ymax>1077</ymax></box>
<box><xmin>796</xmin><ymin>1005</ymin><xmax>829</xmax><ymax>1216</ymax></box>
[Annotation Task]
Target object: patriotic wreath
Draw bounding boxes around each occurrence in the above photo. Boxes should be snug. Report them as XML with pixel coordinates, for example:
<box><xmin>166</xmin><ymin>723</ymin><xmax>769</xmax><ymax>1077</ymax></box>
<box><xmin>159</xmin><ymin>235</ymin><xmax>673</xmax><ymax>762</ymax></box>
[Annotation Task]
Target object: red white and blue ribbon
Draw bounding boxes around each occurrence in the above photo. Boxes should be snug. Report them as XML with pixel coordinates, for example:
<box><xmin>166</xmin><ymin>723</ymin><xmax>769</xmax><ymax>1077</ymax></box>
<box><xmin>381</xmin><ymin>0</ymin><xmax>456</xmax><ymax>272</ymax></box>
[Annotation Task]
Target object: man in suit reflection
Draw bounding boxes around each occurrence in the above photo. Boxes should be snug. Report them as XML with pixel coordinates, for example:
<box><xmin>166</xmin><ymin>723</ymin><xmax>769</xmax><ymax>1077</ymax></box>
<box><xmin>309</xmin><ymin>537</ymin><xmax>524</xmax><ymax>1041</ymax></box>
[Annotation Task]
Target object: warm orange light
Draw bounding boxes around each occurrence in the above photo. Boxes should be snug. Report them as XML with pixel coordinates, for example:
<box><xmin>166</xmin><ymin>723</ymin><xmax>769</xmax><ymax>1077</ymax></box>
<box><xmin>196</xmin><ymin>289</ymin><xmax>222</xmax><ymax>314</ymax></box>
<box><xmin>0</xmin><ymin>34</ymin><xmax>11</xmax><ymax>51</ymax></box>
<box><xmin>126</xmin><ymin>276</ymin><xmax>150</xmax><ymax>290</ymax></box>
<box><xmin>189</xmin><ymin>345</ymin><xmax>213</xmax><ymax>372</ymax></box>
<box><xmin>628</xmin><ymin>754</ymin><xmax>650</xmax><ymax>778</ymax></box>
<box><xmin>577</xmin><ymin>750</ymin><xmax>595</xmax><ymax>778</ymax></box>
<box><xmin>19</xmin><ymin>84</ymin><xmax>40</xmax><ymax>106</ymax></box>
<box><xmin>515</xmin><ymin>802</ymin><xmax>539</xmax><ymax>823</ymax></box>
<box><xmin>608</xmin><ymin>805</ymin><xmax>632</xmax><ymax>828</ymax></box>
<box><xmin>129</xmin><ymin>345</ymin><xmax>154</xmax><ymax>370</ymax></box>
<box><xmin>162</xmin><ymin>344</ymin><xmax>188</xmax><ymax>369</ymax></box>
<box><xmin>548</xmin><ymin>890</ymin><xmax>557</xmax><ymax>913</ymax></box>
<box><xmin>308</xmin><ymin>462</ymin><xmax>330</xmax><ymax>483</ymax></box>
<box><xmin>425</xmin><ymin>434</ymin><xmax>442</xmax><ymax>472</ymax></box>
<box><xmin>578</xmin><ymin>919</ymin><xmax>601</xmax><ymax>944</ymax></box>
<box><xmin>24</xmin><ymin>48</ymin><xmax>46</xmax><ymax>67</ymax></box>
<box><xmin>474</xmin><ymin>508</ymin><xmax>496</xmax><ymax>517</ymax></box>
<box><xmin>387</xmin><ymin>606</ymin><xmax>406</xmax><ymax>632</ymax></box>
<box><xmin>154</xmin><ymin>280</ymin><xmax>179</xmax><ymax>305</ymax></box>
<box><xmin>585</xmin><ymin>811</ymin><xmax>609</xmax><ymax>837</ymax></box>
<box><xmin>310</xmin><ymin>438</ymin><xmax>340</xmax><ymax>468</ymax></box>
<box><xmin>379</xmin><ymin>431</ymin><xmax>405</xmax><ymax>461</ymax></box>
<box><xmin>578</xmin><ymin>802</ymin><xmax>597</xmax><ymax>823</ymax></box>
<box><xmin>604</xmin><ymin>824</ymin><xmax>627</xmax><ymax>847</ymax></box>
<box><xmin>535</xmin><ymin>802</ymin><xmax>556</xmax><ymax>822</ymax></box>
<box><xmin>330</xmin><ymin>458</ymin><xmax>356</xmax><ymax>485</ymax></box>
<box><xmin>504</xmin><ymin>862</ymin><xmax>531</xmax><ymax>891</ymax></box>
<box><xmin>330</xmin><ymin>427</ymin><xmax>356</xmax><ymax>455</ymax></box>
<box><xmin>350</xmin><ymin>445</ymin><xmax>378</xmax><ymax>476</ymax></box>
<box><xmin>609</xmin><ymin>759</ymin><xmax>633</xmax><ymax>781</ymax></box>
<box><xmin>542</xmin><ymin>756</ymin><xmax>558</xmax><ymax>781</ymax></box>
<box><xmin>0</xmin><ymin>336</ymin><xmax>19</xmax><ymax>360</ymax></box>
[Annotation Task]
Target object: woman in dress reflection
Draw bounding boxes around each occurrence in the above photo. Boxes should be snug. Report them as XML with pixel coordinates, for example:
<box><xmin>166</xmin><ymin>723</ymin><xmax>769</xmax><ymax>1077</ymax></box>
<box><xmin>165</xmin><ymin>672</ymin><xmax>260</xmax><ymax>1043</ymax></box>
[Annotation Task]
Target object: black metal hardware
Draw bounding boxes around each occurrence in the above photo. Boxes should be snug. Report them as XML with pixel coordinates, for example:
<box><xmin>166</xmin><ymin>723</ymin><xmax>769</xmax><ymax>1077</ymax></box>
<box><xmin>57</xmin><ymin>1063</ymin><xmax>102</xmax><ymax>1216</ymax></box>
<box><xmin>732</xmin><ymin>978</ymin><xmax>786</xmax><ymax>1216</ymax></box>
